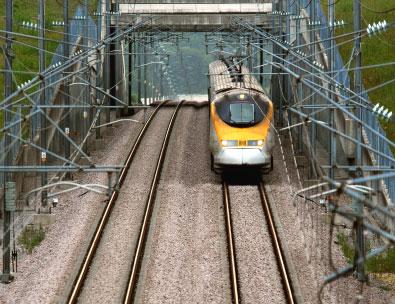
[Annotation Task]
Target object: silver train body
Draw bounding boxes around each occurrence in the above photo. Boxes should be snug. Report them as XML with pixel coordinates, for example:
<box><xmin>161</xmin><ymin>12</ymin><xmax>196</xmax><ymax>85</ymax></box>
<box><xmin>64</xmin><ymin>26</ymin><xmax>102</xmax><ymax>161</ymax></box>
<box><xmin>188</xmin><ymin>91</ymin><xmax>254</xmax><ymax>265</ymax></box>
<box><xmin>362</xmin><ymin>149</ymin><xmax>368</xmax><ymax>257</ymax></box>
<box><xmin>208</xmin><ymin>60</ymin><xmax>275</xmax><ymax>173</ymax></box>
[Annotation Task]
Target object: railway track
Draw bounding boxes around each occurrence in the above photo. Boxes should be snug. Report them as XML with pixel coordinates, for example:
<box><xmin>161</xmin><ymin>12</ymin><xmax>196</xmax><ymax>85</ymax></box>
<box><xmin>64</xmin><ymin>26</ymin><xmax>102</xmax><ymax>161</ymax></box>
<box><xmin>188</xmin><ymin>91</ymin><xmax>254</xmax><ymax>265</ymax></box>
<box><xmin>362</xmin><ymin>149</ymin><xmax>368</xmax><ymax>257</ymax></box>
<box><xmin>67</xmin><ymin>99</ymin><xmax>184</xmax><ymax>304</ymax></box>
<box><xmin>123</xmin><ymin>100</ymin><xmax>184</xmax><ymax>303</ymax></box>
<box><xmin>222</xmin><ymin>180</ymin><xmax>296</xmax><ymax>304</ymax></box>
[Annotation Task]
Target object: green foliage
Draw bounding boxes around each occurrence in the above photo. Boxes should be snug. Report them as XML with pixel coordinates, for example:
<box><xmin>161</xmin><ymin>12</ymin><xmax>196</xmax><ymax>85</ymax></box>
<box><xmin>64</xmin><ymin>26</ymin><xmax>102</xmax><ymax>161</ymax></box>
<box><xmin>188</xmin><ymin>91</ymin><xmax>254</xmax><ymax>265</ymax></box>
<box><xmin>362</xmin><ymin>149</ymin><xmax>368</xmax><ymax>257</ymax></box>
<box><xmin>163</xmin><ymin>33</ymin><xmax>214</xmax><ymax>94</ymax></box>
<box><xmin>366</xmin><ymin>246</ymin><xmax>395</xmax><ymax>273</ymax></box>
<box><xmin>378</xmin><ymin>284</ymin><xmax>391</xmax><ymax>291</ymax></box>
<box><xmin>337</xmin><ymin>232</ymin><xmax>395</xmax><ymax>273</ymax></box>
<box><xmin>337</xmin><ymin>233</ymin><xmax>354</xmax><ymax>263</ymax></box>
<box><xmin>0</xmin><ymin>1</ymin><xmax>97</xmax><ymax>139</ymax></box>
<box><xmin>131</xmin><ymin>94</ymin><xmax>139</xmax><ymax>104</ymax></box>
<box><xmin>0</xmin><ymin>1</ymin><xmax>97</xmax><ymax>100</ymax></box>
<box><xmin>18</xmin><ymin>224</ymin><xmax>46</xmax><ymax>254</ymax></box>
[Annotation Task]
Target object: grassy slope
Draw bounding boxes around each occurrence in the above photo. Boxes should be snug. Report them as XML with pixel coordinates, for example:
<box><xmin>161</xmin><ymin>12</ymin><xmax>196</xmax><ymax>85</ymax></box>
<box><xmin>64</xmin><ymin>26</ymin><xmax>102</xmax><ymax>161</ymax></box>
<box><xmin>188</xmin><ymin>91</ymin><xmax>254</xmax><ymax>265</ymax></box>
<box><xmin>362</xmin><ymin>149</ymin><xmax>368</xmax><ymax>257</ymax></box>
<box><xmin>322</xmin><ymin>0</ymin><xmax>395</xmax><ymax>143</ymax></box>
<box><xmin>0</xmin><ymin>0</ymin><xmax>96</xmax><ymax>128</ymax></box>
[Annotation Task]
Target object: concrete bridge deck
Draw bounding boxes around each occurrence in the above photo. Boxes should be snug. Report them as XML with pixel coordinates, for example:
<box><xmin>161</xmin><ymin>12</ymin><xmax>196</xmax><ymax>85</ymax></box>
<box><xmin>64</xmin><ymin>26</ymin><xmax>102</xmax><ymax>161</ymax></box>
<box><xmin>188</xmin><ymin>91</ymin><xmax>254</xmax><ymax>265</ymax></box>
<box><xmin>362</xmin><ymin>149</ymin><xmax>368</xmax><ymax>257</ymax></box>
<box><xmin>119</xmin><ymin>3</ymin><xmax>272</xmax><ymax>15</ymax></box>
<box><xmin>118</xmin><ymin>2</ymin><xmax>273</xmax><ymax>31</ymax></box>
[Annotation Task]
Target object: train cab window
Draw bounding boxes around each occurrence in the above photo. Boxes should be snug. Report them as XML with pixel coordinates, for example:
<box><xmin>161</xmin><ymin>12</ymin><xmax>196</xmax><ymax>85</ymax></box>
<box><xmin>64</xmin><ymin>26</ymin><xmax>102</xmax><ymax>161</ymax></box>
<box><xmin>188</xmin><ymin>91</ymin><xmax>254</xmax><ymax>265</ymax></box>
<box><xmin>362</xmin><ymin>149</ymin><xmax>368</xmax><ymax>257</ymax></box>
<box><xmin>230</xmin><ymin>103</ymin><xmax>255</xmax><ymax>123</ymax></box>
<box><xmin>215</xmin><ymin>92</ymin><xmax>270</xmax><ymax>127</ymax></box>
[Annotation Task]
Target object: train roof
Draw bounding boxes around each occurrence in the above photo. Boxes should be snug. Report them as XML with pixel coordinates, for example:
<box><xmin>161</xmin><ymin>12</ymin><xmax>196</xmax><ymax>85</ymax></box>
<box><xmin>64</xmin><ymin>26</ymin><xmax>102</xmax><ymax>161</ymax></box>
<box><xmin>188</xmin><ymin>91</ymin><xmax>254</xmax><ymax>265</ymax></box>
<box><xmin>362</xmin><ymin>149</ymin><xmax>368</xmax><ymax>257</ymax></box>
<box><xmin>209</xmin><ymin>60</ymin><xmax>264</xmax><ymax>94</ymax></box>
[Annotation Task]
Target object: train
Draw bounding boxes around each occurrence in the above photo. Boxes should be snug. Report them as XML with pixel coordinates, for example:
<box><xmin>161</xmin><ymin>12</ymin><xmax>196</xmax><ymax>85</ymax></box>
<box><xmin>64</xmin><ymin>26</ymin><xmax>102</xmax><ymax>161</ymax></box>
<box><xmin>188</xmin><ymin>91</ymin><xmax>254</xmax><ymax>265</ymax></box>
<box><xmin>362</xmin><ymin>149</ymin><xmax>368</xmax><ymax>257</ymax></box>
<box><xmin>208</xmin><ymin>58</ymin><xmax>275</xmax><ymax>174</ymax></box>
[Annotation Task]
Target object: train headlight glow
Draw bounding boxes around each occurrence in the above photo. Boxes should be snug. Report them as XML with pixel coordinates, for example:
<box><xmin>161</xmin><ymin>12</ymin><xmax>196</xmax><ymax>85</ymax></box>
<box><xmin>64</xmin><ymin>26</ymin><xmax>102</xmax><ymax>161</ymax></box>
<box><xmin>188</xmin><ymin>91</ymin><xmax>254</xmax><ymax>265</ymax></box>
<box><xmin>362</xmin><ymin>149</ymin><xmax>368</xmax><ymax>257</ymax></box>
<box><xmin>221</xmin><ymin>140</ymin><xmax>238</xmax><ymax>147</ymax></box>
<box><xmin>247</xmin><ymin>139</ymin><xmax>264</xmax><ymax>146</ymax></box>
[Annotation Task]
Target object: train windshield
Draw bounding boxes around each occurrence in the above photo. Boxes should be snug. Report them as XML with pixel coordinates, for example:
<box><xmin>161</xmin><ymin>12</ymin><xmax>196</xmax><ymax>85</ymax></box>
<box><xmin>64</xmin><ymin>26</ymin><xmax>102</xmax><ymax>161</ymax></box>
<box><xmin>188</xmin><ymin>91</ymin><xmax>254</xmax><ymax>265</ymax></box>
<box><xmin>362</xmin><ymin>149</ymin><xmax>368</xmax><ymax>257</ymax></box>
<box><xmin>230</xmin><ymin>103</ymin><xmax>255</xmax><ymax>124</ymax></box>
<box><xmin>215</xmin><ymin>93</ymin><xmax>269</xmax><ymax>127</ymax></box>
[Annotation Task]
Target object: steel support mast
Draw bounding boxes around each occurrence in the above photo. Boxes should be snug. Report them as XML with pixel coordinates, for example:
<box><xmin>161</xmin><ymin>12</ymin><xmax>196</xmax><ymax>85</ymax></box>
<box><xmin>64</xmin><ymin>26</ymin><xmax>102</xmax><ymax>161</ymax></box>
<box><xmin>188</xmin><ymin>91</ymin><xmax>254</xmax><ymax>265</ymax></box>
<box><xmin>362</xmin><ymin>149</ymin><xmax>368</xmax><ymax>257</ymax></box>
<box><xmin>63</xmin><ymin>0</ymin><xmax>71</xmax><ymax>174</ymax></box>
<box><xmin>328</xmin><ymin>0</ymin><xmax>336</xmax><ymax>180</ymax></box>
<box><xmin>39</xmin><ymin>0</ymin><xmax>48</xmax><ymax>210</ymax></box>
<box><xmin>353</xmin><ymin>0</ymin><xmax>366</xmax><ymax>282</ymax></box>
<box><xmin>1</xmin><ymin>0</ymin><xmax>14</xmax><ymax>283</ymax></box>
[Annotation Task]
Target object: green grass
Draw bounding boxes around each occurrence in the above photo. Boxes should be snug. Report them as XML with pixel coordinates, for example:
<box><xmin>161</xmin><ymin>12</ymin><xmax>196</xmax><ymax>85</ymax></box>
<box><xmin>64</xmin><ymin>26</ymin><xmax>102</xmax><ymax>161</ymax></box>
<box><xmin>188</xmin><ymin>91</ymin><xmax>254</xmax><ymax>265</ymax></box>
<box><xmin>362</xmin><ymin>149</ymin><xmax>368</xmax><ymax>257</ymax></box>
<box><xmin>18</xmin><ymin>224</ymin><xmax>45</xmax><ymax>254</ymax></box>
<box><xmin>337</xmin><ymin>232</ymin><xmax>395</xmax><ymax>274</ymax></box>
<box><xmin>0</xmin><ymin>0</ymin><xmax>97</xmax><ymax>132</ymax></box>
<box><xmin>0</xmin><ymin>0</ymin><xmax>97</xmax><ymax>82</ymax></box>
<box><xmin>321</xmin><ymin>0</ymin><xmax>395</xmax><ymax>148</ymax></box>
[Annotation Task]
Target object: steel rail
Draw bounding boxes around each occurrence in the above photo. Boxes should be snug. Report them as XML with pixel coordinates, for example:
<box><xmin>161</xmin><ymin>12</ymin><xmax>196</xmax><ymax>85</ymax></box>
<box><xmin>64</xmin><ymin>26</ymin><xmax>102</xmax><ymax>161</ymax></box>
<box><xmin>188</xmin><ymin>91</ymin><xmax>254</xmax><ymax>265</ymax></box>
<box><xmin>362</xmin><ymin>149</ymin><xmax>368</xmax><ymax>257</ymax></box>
<box><xmin>258</xmin><ymin>182</ymin><xmax>295</xmax><ymax>304</ymax></box>
<box><xmin>123</xmin><ymin>100</ymin><xmax>185</xmax><ymax>303</ymax></box>
<box><xmin>222</xmin><ymin>180</ymin><xmax>240</xmax><ymax>304</ymax></box>
<box><xmin>66</xmin><ymin>99</ymin><xmax>169</xmax><ymax>304</ymax></box>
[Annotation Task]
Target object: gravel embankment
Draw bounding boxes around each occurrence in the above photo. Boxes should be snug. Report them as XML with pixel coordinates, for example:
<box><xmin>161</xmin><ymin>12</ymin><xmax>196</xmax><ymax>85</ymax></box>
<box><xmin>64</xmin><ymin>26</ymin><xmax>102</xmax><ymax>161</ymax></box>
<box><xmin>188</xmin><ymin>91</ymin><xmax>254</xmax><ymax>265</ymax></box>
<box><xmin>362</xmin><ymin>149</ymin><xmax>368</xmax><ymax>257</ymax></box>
<box><xmin>77</xmin><ymin>108</ymin><xmax>174</xmax><ymax>303</ymax></box>
<box><xmin>263</xmin><ymin>131</ymin><xmax>393</xmax><ymax>304</ymax></box>
<box><xmin>228</xmin><ymin>185</ymin><xmax>287</xmax><ymax>304</ymax></box>
<box><xmin>0</xmin><ymin>109</ymin><xmax>152</xmax><ymax>304</ymax></box>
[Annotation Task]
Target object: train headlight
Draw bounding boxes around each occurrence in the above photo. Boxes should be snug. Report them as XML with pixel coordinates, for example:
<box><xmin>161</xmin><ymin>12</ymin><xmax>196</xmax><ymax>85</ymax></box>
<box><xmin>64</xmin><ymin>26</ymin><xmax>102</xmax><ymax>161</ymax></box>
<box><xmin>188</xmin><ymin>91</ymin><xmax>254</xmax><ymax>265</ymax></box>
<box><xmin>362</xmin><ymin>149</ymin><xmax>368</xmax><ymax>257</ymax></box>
<box><xmin>221</xmin><ymin>140</ymin><xmax>238</xmax><ymax>147</ymax></box>
<box><xmin>247</xmin><ymin>139</ymin><xmax>264</xmax><ymax>146</ymax></box>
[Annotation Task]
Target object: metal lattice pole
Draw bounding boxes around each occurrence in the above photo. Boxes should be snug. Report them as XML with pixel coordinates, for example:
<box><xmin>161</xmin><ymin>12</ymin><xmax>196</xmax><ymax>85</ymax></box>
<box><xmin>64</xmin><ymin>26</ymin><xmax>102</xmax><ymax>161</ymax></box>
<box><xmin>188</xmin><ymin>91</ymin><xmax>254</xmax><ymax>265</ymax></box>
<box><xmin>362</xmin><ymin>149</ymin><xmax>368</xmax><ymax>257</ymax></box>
<box><xmin>1</xmin><ymin>0</ymin><xmax>13</xmax><ymax>284</ymax></box>
<box><xmin>137</xmin><ymin>33</ymin><xmax>142</xmax><ymax>104</ymax></box>
<box><xmin>105</xmin><ymin>0</ymin><xmax>111</xmax><ymax>124</ymax></box>
<box><xmin>296</xmin><ymin>0</ymin><xmax>303</xmax><ymax>153</ymax></box>
<box><xmin>259</xmin><ymin>37</ymin><xmax>264</xmax><ymax>86</ymax></box>
<box><xmin>353</xmin><ymin>0</ymin><xmax>367</xmax><ymax>282</ymax></box>
<box><xmin>39</xmin><ymin>0</ymin><xmax>48</xmax><ymax>210</ymax></box>
<box><xmin>144</xmin><ymin>35</ymin><xmax>147</xmax><ymax>105</ymax></box>
<box><xmin>128</xmin><ymin>37</ymin><xmax>133</xmax><ymax>110</ymax></box>
<box><xmin>160</xmin><ymin>63</ymin><xmax>163</xmax><ymax>99</ymax></box>
<box><xmin>309</xmin><ymin>0</ymin><xmax>317</xmax><ymax>178</ymax></box>
<box><xmin>328</xmin><ymin>0</ymin><xmax>336</xmax><ymax>181</ymax></box>
<box><xmin>83</xmin><ymin>0</ymin><xmax>89</xmax><ymax>153</ymax></box>
<box><xmin>114</xmin><ymin>0</ymin><xmax>121</xmax><ymax>118</ymax></box>
<box><xmin>63</xmin><ymin>0</ymin><xmax>71</xmax><ymax>176</ymax></box>
<box><xmin>95</xmin><ymin>0</ymin><xmax>102</xmax><ymax>139</ymax></box>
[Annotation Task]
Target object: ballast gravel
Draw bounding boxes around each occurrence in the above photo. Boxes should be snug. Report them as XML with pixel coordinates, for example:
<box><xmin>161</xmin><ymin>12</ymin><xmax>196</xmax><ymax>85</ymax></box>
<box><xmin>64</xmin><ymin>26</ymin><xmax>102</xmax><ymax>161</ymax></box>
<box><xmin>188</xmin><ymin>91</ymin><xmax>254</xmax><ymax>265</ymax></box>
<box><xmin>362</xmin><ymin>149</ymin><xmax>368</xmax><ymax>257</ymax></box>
<box><xmin>77</xmin><ymin>107</ymin><xmax>174</xmax><ymax>303</ymax></box>
<box><xmin>1</xmin><ymin>101</ymin><xmax>393</xmax><ymax>304</ymax></box>
<box><xmin>137</xmin><ymin>106</ymin><xmax>230</xmax><ymax>304</ymax></box>
<box><xmin>138</xmin><ymin>104</ymin><xmax>288</xmax><ymax>304</ymax></box>
<box><xmin>228</xmin><ymin>185</ymin><xmax>287</xmax><ymax>303</ymax></box>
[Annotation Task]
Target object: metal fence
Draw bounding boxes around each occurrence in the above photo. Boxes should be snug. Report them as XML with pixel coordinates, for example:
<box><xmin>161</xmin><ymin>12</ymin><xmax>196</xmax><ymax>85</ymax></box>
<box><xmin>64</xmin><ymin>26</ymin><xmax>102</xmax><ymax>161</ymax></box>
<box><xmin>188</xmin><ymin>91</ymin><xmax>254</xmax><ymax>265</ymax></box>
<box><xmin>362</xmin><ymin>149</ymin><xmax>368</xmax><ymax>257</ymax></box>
<box><xmin>299</xmin><ymin>0</ymin><xmax>395</xmax><ymax>204</ymax></box>
<box><xmin>0</xmin><ymin>6</ymin><xmax>98</xmax><ymax>186</ymax></box>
